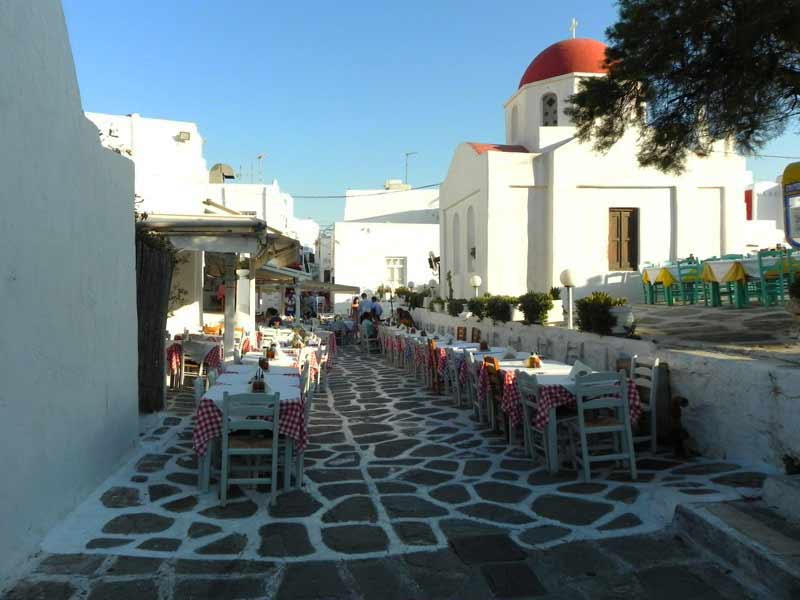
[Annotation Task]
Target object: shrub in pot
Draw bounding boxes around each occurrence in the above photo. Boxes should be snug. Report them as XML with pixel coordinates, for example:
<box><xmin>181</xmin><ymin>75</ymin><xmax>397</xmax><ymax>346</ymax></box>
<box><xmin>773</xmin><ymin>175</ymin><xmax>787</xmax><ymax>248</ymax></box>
<box><xmin>518</xmin><ymin>292</ymin><xmax>553</xmax><ymax>324</ymax></box>
<box><xmin>486</xmin><ymin>295</ymin><xmax>518</xmax><ymax>323</ymax></box>
<box><xmin>447</xmin><ymin>298</ymin><xmax>466</xmax><ymax>317</ymax></box>
<box><xmin>467</xmin><ymin>295</ymin><xmax>489</xmax><ymax>321</ymax></box>
<box><xmin>575</xmin><ymin>291</ymin><xmax>628</xmax><ymax>335</ymax></box>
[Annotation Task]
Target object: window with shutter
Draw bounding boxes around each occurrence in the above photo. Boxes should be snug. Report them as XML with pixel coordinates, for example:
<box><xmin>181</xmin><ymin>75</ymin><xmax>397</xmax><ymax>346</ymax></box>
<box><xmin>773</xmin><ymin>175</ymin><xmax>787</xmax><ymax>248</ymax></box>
<box><xmin>608</xmin><ymin>208</ymin><xmax>639</xmax><ymax>271</ymax></box>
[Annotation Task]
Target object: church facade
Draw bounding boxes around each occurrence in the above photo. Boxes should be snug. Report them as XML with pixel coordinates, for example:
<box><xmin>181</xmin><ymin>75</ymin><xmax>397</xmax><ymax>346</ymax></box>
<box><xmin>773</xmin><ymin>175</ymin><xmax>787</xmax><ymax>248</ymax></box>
<box><xmin>438</xmin><ymin>38</ymin><xmax>749</xmax><ymax>301</ymax></box>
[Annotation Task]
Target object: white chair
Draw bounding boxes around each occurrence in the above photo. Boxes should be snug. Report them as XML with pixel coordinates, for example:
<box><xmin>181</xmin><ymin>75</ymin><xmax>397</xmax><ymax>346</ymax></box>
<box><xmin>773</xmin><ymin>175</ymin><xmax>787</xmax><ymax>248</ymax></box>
<box><xmin>445</xmin><ymin>348</ymin><xmax>462</xmax><ymax>407</ymax></box>
<box><xmin>566</xmin><ymin>371</ymin><xmax>637</xmax><ymax>482</ymax></box>
<box><xmin>360</xmin><ymin>324</ymin><xmax>380</xmax><ymax>355</ymax></box>
<box><xmin>517</xmin><ymin>372</ymin><xmax>575</xmax><ymax>470</ymax></box>
<box><xmin>292</xmin><ymin>361</ymin><xmax>314</xmax><ymax>487</ymax></box>
<box><xmin>465</xmin><ymin>353</ymin><xmax>487</xmax><ymax>424</ymax></box>
<box><xmin>564</xmin><ymin>341</ymin><xmax>584</xmax><ymax>365</ymax></box>
<box><xmin>219</xmin><ymin>391</ymin><xmax>281</xmax><ymax>506</ymax></box>
<box><xmin>630</xmin><ymin>355</ymin><xmax>660</xmax><ymax>453</ymax></box>
<box><xmin>536</xmin><ymin>338</ymin><xmax>551</xmax><ymax>358</ymax></box>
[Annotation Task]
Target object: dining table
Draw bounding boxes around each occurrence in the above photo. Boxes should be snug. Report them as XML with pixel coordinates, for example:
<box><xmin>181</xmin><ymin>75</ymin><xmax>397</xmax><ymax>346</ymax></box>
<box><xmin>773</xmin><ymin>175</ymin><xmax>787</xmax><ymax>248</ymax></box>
<box><xmin>193</xmin><ymin>351</ymin><xmax>307</xmax><ymax>493</ymax></box>
<box><xmin>479</xmin><ymin>356</ymin><xmax>642</xmax><ymax>473</ymax></box>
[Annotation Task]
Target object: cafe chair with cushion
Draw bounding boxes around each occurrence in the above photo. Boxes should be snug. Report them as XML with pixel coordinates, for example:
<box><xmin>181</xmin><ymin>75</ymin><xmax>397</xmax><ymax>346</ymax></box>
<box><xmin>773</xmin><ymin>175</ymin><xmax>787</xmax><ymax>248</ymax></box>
<box><xmin>566</xmin><ymin>371</ymin><xmax>637</xmax><ymax>482</ymax></box>
<box><xmin>630</xmin><ymin>355</ymin><xmax>660</xmax><ymax>453</ymax></box>
<box><xmin>219</xmin><ymin>391</ymin><xmax>282</xmax><ymax>506</ymax></box>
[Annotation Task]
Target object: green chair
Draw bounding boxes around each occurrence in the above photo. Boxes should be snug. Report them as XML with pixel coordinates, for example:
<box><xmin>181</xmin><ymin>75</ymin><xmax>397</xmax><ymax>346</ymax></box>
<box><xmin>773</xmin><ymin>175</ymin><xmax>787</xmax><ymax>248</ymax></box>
<box><xmin>673</xmin><ymin>258</ymin><xmax>704</xmax><ymax>304</ymax></box>
<box><xmin>716</xmin><ymin>254</ymin><xmax>744</xmax><ymax>306</ymax></box>
<box><xmin>754</xmin><ymin>250</ymin><xmax>786</xmax><ymax>306</ymax></box>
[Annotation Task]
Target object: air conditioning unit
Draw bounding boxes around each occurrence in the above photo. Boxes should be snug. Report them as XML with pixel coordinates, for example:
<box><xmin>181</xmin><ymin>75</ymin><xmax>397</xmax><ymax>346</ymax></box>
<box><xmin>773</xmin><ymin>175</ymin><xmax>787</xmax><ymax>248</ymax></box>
<box><xmin>176</xmin><ymin>131</ymin><xmax>191</xmax><ymax>142</ymax></box>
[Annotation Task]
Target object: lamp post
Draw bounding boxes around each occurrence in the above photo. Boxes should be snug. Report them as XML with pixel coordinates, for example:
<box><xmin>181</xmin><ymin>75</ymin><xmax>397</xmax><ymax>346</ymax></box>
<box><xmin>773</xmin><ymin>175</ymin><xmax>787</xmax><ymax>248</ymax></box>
<box><xmin>469</xmin><ymin>274</ymin><xmax>482</xmax><ymax>298</ymax></box>
<box><xmin>560</xmin><ymin>269</ymin><xmax>575</xmax><ymax>329</ymax></box>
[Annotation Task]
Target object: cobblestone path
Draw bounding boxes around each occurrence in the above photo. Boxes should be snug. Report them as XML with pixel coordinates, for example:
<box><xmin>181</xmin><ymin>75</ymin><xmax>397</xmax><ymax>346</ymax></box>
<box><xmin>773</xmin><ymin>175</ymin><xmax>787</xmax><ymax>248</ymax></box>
<box><xmin>3</xmin><ymin>347</ymin><xmax>768</xmax><ymax>598</ymax></box>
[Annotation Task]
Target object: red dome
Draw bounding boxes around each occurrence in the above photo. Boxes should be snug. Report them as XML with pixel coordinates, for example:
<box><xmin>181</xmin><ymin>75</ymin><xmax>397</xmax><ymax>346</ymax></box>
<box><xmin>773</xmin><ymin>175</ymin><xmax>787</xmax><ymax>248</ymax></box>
<box><xmin>518</xmin><ymin>38</ymin><xmax>608</xmax><ymax>88</ymax></box>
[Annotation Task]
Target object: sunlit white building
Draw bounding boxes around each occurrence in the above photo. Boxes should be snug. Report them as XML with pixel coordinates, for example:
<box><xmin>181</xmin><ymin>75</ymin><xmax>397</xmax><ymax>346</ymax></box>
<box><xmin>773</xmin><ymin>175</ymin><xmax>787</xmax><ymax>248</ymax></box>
<box><xmin>438</xmin><ymin>38</ymin><xmax>751</xmax><ymax>301</ymax></box>
<box><xmin>333</xmin><ymin>181</ymin><xmax>440</xmax><ymax>309</ymax></box>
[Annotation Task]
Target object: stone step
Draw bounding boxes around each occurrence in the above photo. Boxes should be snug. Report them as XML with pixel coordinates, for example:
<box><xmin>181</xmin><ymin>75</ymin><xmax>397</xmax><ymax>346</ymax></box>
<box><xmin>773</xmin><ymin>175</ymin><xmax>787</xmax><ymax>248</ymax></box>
<box><xmin>763</xmin><ymin>475</ymin><xmax>800</xmax><ymax>524</ymax></box>
<box><xmin>674</xmin><ymin>500</ymin><xmax>800</xmax><ymax>599</ymax></box>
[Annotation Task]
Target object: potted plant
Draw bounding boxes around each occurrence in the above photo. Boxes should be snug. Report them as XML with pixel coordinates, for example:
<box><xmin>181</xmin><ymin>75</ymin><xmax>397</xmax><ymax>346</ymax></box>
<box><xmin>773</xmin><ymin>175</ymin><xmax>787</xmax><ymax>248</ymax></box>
<box><xmin>575</xmin><ymin>291</ymin><xmax>633</xmax><ymax>336</ymax></box>
<box><xmin>467</xmin><ymin>295</ymin><xmax>489</xmax><ymax>321</ymax></box>
<box><xmin>486</xmin><ymin>295</ymin><xmax>518</xmax><ymax>323</ymax></box>
<box><xmin>518</xmin><ymin>292</ymin><xmax>554</xmax><ymax>325</ymax></box>
<box><xmin>447</xmin><ymin>298</ymin><xmax>466</xmax><ymax>317</ymax></box>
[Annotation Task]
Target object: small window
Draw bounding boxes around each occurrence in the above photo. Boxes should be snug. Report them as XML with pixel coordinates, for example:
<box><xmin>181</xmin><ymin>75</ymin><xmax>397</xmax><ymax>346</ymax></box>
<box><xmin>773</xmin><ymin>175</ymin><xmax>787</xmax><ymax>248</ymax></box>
<box><xmin>608</xmin><ymin>208</ymin><xmax>639</xmax><ymax>271</ymax></box>
<box><xmin>541</xmin><ymin>93</ymin><xmax>558</xmax><ymax>126</ymax></box>
<box><xmin>385</xmin><ymin>257</ymin><xmax>407</xmax><ymax>286</ymax></box>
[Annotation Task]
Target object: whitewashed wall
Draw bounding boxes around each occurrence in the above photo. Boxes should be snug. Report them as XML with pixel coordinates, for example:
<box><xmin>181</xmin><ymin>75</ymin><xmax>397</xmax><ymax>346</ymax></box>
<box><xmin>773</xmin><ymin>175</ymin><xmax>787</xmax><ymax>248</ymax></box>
<box><xmin>344</xmin><ymin>188</ymin><xmax>439</xmax><ymax>222</ymax></box>
<box><xmin>0</xmin><ymin>1</ymin><xmax>138</xmax><ymax>583</ymax></box>
<box><xmin>333</xmin><ymin>222</ymin><xmax>439</xmax><ymax>304</ymax></box>
<box><xmin>412</xmin><ymin>309</ymin><xmax>797</xmax><ymax>471</ymax></box>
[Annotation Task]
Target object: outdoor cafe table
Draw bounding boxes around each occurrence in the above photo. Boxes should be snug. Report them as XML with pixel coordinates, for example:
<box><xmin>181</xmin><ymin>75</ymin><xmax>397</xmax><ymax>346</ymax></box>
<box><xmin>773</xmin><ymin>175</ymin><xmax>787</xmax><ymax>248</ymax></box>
<box><xmin>193</xmin><ymin>352</ymin><xmax>306</xmax><ymax>493</ymax></box>
<box><xmin>480</xmin><ymin>357</ymin><xmax>642</xmax><ymax>473</ymax></box>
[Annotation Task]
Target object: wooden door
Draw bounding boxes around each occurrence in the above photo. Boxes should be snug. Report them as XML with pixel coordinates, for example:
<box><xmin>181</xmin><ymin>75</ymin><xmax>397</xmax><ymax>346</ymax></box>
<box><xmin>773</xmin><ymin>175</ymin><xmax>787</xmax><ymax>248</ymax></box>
<box><xmin>608</xmin><ymin>208</ymin><xmax>639</xmax><ymax>271</ymax></box>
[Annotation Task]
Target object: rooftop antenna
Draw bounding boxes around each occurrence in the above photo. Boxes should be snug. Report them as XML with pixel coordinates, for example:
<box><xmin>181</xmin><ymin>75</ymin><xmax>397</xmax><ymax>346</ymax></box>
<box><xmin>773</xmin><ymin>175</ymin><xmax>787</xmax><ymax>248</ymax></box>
<box><xmin>569</xmin><ymin>17</ymin><xmax>578</xmax><ymax>39</ymax></box>
<box><xmin>404</xmin><ymin>151</ymin><xmax>418</xmax><ymax>184</ymax></box>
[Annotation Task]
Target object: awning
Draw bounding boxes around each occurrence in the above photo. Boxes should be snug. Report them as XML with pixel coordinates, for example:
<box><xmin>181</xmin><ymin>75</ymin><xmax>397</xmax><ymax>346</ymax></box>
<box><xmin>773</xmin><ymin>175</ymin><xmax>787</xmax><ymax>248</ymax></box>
<box><xmin>137</xmin><ymin>213</ymin><xmax>267</xmax><ymax>254</ymax></box>
<box><xmin>256</xmin><ymin>264</ymin><xmax>313</xmax><ymax>286</ymax></box>
<box><xmin>295</xmin><ymin>281</ymin><xmax>360</xmax><ymax>294</ymax></box>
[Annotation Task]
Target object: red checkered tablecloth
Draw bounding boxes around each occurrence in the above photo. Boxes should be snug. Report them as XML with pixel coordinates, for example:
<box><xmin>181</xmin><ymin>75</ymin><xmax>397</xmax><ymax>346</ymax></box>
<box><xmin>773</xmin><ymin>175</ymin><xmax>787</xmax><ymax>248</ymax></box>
<box><xmin>193</xmin><ymin>393</ymin><xmax>308</xmax><ymax>456</ymax></box>
<box><xmin>204</xmin><ymin>345</ymin><xmax>222</xmax><ymax>369</ymax></box>
<box><xmin>437</xmin><ymin>348</ymin><xmax>448</xmax><ymax>379</ymax></box>
<box><xmin>500</xmin><ymin>370</ymin><xmax>642</xmax><ymax>430</ymax></box>
<box><xmin>459</xmin><ymin>360</ymin><xmax>468</xmax><ymax>386</ymax></box>
<box><xmin>241</xmin><ymin>337</ymin><xmax>251</xmax><ymax>354</ymax></box>
<box><xmin>167</xmin><ymin>343</ymin><xmax>182</xmax><ymax>374</ymax></box>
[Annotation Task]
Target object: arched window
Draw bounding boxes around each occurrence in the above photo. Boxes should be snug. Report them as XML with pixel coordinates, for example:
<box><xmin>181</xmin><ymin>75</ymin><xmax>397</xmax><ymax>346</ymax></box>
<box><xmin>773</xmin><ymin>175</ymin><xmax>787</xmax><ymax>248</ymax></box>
<box><xmin>541</xmin><ymin>93</ymin><xmax>558</xmax><ymax>126</ymax></box>
<box><xmin>510</xmin><ymin>105</ymin><xmax>519</xmax><ymax>143</ymax></box>
<box><xmin>466</xmin><ymin>206</ymin><xmax>476</xmax><ymax>271</ymax></box>
<box><xmin>452</xmin><ymin>213</ymin><xmax>461</xmax><ymax>274</ymax></box>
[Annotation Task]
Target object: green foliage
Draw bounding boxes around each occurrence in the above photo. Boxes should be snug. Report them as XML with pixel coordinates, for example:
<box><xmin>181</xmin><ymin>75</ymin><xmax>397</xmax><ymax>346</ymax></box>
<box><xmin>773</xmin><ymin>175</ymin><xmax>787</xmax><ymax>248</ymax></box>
<box><xmin>394</xmin><ymin>286</ymin><xmax>411</xmax><ymax>300</ymax></box>
<box><xmin>375</xmin><ymin>284</ymin><xmax>392</xmax><ymax>298</ymax></box>
<box><xmin>518</xmin><ymin>292</ymin><xmax>554</xmax><ymax>324</ymax></box>
<box><xmin>466</xmin><ymin>295</ymin><xmax>490</xmax><ymax>321</ymax></box>
<box><xmin>486</xmin><ymin>295</ymin><xmax>518</xmax><ymax>323</ymax></box>
<box><xmin>430</xmin><ymin>297</ymin><xmax>446</xmax><ymax>312</ymax></box>
<box><xmin>447</xmin><ymin>298</ymin><xmax>467</xmax><ymax>317</ymax></box>
<box><xmin>566</xmin><ymin>0</ymin><xmax>800</xmax><ymax>173</ymax></box>
<box><xmin>575</xmin><ymin>292</ymin><xmax>627</xmax><ymax>336</ymax></box>
<box><xmin>406</xmin><ymin>291</ymin><xmax>428</xmax><ymax>310</ymax></box>
<box><xmin>549</xmin><ymin>287</ymin><xmax>561</xmax><ymax>300</ymax></box>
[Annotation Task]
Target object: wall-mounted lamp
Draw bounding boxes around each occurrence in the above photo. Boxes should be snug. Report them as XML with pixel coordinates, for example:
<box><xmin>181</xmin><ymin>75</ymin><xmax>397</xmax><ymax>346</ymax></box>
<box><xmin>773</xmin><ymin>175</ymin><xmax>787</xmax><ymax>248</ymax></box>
<box><xmin>469</xmin><ymin>247</ymin><xmax>476</xmax><ymax>259</ymax></box>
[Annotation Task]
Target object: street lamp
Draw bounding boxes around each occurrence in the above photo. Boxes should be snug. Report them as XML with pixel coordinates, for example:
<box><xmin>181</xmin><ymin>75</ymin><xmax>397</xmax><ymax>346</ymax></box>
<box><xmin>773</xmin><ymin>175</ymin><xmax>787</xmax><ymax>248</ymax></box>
<box><xmin>469</xmin><ymin>274</ymin><xmax>482</xmax><ymax>298</ymax></box>
<box><xmin>559</xmin><ymin>269</ymin><xmax>575</xmax><ymax>329</ymax></box>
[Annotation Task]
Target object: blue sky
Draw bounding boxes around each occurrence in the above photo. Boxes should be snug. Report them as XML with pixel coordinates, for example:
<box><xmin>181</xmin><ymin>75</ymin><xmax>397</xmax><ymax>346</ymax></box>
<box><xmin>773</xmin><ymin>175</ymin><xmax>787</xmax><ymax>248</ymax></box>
<box><xmin>63</xmin><ymin>0</ymin><xmax>797</xmax><ymax>225</ymax></box>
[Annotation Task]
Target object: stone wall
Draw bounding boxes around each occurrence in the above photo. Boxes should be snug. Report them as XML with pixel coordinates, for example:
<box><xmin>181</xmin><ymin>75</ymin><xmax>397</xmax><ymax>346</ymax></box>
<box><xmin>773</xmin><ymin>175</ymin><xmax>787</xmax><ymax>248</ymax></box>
<box><xmin>412</xmin><ymin>308</ymin><xmax>799</xmax><ymax>471</ymax></box>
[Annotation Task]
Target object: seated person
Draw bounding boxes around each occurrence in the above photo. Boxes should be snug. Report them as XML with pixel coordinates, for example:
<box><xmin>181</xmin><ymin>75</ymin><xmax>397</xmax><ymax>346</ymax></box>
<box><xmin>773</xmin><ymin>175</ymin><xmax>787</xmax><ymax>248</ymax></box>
<box><xmin>266</xmin><ymin>307</ymin><xmax>283</xmax><ymax>328</ymax></box>
<box><xmin>360</xmin><ymin>313</ymin><xmax>377</xmax><ymax>339</ymax></box>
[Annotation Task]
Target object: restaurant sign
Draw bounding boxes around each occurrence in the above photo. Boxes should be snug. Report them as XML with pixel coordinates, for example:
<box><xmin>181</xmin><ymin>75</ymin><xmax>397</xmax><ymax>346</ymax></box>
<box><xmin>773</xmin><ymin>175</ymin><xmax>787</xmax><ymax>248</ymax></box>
<box><xmin>784</xmin><ymin>162</ymin><xmax>800</xmax><ymax>248</ymax></box>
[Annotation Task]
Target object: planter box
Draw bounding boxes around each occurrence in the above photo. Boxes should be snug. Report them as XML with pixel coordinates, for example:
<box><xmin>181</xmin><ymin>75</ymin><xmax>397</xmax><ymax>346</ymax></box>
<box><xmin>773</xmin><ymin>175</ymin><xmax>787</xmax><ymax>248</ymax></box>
<box><xmin>610</xmin><ymin>305</ymin><xmax>635</xmax><ymax>336</ymax></box>
<box><xmin>546</xmin><ymin>299</ymin><xmax>563</xmax><ymax>324</ymax></box>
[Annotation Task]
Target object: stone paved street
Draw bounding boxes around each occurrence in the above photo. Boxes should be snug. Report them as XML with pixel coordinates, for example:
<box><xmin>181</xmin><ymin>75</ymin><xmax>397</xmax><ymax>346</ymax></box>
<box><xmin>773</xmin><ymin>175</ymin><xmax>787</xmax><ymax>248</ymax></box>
<box><xmin>3</xmin><ymin>347</ymin><xmax>770</xmax><ymax>598</ymax></box>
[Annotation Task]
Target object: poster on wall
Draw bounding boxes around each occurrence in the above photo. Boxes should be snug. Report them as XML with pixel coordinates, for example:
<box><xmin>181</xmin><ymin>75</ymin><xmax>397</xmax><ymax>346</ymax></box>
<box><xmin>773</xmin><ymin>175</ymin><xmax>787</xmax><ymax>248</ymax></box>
<box><xmin>783</xmin><ymin>162</ymin><xmax>800</xmax><ymax>248</ymax></box>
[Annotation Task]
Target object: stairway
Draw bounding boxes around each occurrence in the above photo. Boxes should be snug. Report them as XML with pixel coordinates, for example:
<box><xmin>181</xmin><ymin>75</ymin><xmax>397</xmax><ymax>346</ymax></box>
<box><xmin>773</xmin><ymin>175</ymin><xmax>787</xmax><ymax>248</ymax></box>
<box><xmin>674</xmin><ymin>475</ymin><xmax>800</xmax><ymax>599</ymax></box>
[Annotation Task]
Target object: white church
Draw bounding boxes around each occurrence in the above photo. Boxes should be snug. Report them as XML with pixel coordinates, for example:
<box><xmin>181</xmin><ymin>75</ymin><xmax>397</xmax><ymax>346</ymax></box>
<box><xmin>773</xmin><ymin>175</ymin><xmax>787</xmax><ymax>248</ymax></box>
<box><xmin>438</xmin><ymin>37</ymin><xmax>752</xmax><ymax>301</ymax></box>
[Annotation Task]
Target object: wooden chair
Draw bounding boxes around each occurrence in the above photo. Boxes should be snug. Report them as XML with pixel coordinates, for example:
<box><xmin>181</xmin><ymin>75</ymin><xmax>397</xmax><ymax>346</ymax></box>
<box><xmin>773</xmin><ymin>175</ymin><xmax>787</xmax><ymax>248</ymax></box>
<box><xmin>219</xmin><ymin>391</ymin><xmax>281</xmax><ymax>505</ymax></box>
<box><xmin>482</xmin><ymin>356</ymin><xmax>502</xmax><ymax>432</ymax></box>
<box><xmin>465</xmin><ymin>352</ymin><xmax>486</xmax><ymax>424</ymax></box>
<box><xmin>566</xmin><ymin>372</ymin><xmax>637</xmax><ymax>482</ymax></box>
<box><xmin>517</xmin><ymin>372</ymin><xmax>575</xmax><ymax>470</ymax></box>
<box><xmin>445</xmin><ymin>347</ymin><xmax>462</xmax><ymax>407</ymax></box>
<box><xmin>630</xmin><ymin>355</ymin><xmax>660</xmax><ymax>453</ymax></box>
<box><xmin>360</xmin><ymin>329</ymin><xmax>380</xmax><ymax>355</ymax></box>
<box><xmin>564</xmin><ymin>341</ymin><xmax>583</xmax><ymax>365</ymax></box>
<box><xmin>288</xmin><ymin>361</ymin><xmax>313</xmax><ymax>488</ymax></box>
